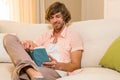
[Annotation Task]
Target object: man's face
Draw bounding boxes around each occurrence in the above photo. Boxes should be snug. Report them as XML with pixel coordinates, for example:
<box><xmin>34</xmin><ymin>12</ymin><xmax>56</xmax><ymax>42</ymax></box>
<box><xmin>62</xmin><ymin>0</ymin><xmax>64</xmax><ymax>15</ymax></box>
<box><xmin>49</xmin><ymin>12</ymin><xmax>65</xmax><ymax>31</ymax></box>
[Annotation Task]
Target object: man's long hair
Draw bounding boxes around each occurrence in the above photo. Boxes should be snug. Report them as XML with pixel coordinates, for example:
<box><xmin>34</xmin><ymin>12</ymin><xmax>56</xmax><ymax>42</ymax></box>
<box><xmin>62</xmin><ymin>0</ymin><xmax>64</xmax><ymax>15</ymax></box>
<box><xmin>45</xmin><ymin>2</ymin><xmax>71</xmax><ymax>23</ymax></box>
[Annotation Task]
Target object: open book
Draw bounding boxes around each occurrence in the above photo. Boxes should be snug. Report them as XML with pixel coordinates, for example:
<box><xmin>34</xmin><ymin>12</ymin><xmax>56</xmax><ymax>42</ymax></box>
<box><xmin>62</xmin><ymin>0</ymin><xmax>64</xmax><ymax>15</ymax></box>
<box><xmin>29</xmin><ymin>47</ymin><xmax>50</xmax><ymax>66</ymax></box>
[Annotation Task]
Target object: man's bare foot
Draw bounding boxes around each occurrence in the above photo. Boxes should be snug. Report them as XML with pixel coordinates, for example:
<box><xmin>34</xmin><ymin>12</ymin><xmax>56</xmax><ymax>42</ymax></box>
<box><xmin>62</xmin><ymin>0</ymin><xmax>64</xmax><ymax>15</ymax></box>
<box><xmin>24</xmin><ymin>67</ymin><xmax>44</xmax><ymax>80</ymax></box>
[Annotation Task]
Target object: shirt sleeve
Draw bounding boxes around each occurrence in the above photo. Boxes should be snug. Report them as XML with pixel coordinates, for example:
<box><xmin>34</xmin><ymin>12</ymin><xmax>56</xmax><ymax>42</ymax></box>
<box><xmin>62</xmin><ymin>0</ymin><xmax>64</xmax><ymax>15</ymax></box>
<box><xmin>70</xmin><ymin>30</ymin><xmax>84</xmax><ymax>52</ymax></box>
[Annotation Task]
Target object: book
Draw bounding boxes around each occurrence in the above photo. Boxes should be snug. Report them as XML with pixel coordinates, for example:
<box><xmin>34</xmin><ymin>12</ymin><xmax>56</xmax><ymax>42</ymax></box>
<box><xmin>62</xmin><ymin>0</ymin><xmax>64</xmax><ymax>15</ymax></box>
<box><xmin>29</xmin><ymin>47</ymin><xmax>50</xmax><ymax>66</ymax></box>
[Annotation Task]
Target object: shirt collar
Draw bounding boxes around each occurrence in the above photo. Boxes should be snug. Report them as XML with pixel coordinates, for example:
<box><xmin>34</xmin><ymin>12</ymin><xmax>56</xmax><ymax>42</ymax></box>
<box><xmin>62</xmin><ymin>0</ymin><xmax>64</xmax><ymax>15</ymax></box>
<box><xmin>49</xmin><ymin>26</ymin><xmax>68</xmax><ymax>38</ymax></box>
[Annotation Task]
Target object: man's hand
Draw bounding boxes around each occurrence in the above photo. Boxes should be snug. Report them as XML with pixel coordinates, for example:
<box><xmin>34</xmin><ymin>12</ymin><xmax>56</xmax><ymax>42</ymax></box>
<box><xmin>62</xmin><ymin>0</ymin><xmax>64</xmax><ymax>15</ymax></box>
<box><xmin>21</xmin><ymin>40</ymin><xmax>37</xmax><ymax>51</ymax></box>
<box><xmin>42</xmin><ymin>55</ymin><xmax>58</xmax><ymax>69</ymax></box>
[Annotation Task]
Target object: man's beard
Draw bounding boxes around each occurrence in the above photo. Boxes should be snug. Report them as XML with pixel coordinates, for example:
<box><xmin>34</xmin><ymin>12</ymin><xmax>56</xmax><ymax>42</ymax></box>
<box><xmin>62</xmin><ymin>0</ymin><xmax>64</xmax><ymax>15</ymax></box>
<box><xmin>54</xmin><ymin>21</ymin><xmax>65</xmax><ymax>32</ymax></box>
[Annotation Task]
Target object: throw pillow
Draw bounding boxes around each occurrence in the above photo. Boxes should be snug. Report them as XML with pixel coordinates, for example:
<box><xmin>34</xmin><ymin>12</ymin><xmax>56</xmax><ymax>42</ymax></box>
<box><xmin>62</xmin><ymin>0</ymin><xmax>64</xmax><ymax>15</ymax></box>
<box><xmin>0</xmin><ymin>33</ymin><xmax>16</xmax><ymax>62</ymax></box>
<box><xmin>99</xmin><ymin>36</ymin><xmax>120</xmax><ymax>72</ymax></box>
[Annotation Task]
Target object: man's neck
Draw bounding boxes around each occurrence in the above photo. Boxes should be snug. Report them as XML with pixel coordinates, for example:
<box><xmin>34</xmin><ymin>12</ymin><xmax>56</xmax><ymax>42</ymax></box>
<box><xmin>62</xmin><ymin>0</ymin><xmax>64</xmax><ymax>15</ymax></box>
<box><xmin>54</xmin><ymin>25</ymin><xmax>66</xmax><ymax>36</ymax></box>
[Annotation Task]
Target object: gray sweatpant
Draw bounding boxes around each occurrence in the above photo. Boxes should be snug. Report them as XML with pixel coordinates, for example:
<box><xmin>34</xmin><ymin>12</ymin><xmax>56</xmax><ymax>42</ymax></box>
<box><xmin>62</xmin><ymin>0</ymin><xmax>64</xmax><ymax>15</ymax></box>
<box><xmin>3</xmin><ymin>34</ymin><xmax>61</xmax><ymax>80</ymax></box>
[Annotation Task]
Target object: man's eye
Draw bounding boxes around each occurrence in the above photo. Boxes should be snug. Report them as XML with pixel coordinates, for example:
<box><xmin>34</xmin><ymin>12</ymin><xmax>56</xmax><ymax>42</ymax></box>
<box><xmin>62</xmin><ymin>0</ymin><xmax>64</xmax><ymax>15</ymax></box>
<box><xmin>56</xmin><ymin>16</ymin><xmax>60</xmax><ymax>18</ymax></box>
<box><xmin>56</xmin><ymin>15</ymin><xmax>61</xmax><ymax>18</ymax></box>
<box><xmin>50</xmin><ymin>17</ymin><xmax>53</xmax><ymax>19</ymax></box>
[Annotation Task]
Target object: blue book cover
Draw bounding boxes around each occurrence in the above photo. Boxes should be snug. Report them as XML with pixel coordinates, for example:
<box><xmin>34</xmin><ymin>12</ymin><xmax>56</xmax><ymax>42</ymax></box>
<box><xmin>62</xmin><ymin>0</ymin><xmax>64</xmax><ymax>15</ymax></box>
<box><xmin>29</xmin><ymin>47</ymin><xmax>50</xmax><ymax>66</ymax></box>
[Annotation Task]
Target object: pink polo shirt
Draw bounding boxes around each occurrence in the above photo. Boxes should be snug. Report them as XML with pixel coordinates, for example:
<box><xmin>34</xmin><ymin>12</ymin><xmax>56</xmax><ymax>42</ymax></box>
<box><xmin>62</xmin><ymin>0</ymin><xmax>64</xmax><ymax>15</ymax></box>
<box><xmin>35</xmin><ymin>26</ymin><xmax>84</xmax><ymax>63</ymax></box>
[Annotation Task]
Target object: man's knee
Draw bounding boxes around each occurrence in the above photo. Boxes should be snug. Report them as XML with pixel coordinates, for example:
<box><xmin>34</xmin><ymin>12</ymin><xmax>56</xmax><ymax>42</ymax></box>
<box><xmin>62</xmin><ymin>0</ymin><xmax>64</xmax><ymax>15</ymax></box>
<box><xmin>3</xmin><ymin>34</ymin><xmax>18</xmax><ymax>45</ymax></box>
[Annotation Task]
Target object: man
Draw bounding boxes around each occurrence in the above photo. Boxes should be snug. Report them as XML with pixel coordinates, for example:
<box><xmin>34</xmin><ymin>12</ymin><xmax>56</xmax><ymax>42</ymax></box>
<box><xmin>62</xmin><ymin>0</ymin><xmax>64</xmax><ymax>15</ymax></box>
<box><xmin>3</xmin><ymin>2</ymin><xmax>83</xmax><ymax>80</ymax></box>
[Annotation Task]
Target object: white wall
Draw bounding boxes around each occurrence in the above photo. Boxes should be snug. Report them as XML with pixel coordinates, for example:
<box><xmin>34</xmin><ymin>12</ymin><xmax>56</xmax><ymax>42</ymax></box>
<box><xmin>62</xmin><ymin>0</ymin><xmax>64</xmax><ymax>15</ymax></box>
<box><xmin>81</xmin><ymin>0</ymin><xmax>104</xmax><ymax>21</ymax></box>
<box><xmin>104</xmin><ymin>0</ymin><xmax>120</xmax><ymax>19</ymax></box>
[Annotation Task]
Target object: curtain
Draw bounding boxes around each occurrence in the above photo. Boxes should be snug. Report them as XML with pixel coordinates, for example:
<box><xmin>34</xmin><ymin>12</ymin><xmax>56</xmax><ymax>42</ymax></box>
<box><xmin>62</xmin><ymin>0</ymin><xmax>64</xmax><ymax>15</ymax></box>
<box><xmin>35</xmin><ymin>0</ymin><xmax>45</xmax><ymax>23</ymax></box>
<box><xmin>0</xmin><ymin>0</ymin><xmax>45</xmax><ymax>24</ymax></box>
<box><xmin>9</xmin><ymin>0</ymin><xmax>36</xmax><ymax>24</ymax></box>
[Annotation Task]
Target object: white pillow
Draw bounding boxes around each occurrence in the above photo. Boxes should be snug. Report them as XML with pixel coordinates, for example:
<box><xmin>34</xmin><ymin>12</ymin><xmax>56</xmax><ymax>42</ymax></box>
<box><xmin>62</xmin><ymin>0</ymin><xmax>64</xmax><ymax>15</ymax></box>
<box><xmin>0</xmin><ymin>33</ymin><xmax>13</xmax><ymax>62</ymax></box>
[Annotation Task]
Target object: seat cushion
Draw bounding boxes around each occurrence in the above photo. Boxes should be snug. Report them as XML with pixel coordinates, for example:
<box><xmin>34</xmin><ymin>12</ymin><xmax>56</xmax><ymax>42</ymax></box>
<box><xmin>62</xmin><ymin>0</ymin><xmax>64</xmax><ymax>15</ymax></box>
<box><xmin>0</xmin><ymin>63</ymin><xmax>14</xmax><ymax>80</ymax></box>
<box><xmin>57</xmin><ymin>67</ymin><xmax>120</xmax><ymax>80</ymax></box>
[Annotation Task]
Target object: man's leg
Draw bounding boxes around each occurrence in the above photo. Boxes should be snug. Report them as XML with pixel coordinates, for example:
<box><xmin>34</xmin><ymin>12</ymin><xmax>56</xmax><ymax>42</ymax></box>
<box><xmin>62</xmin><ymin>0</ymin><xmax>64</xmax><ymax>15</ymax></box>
<box><xmin>3</xmin><ymin>34</ymin><xmax>33</xmax><ymax>65</ymax></box>
<box><xmin>3</xmin><ymin>34</ymin><xmax>41</xmax><ymax>80</ymax></box>
<box><xmin>3</xmin><ymin>34</ymin><xmax>61</xmax><ymax>80</ymax></box>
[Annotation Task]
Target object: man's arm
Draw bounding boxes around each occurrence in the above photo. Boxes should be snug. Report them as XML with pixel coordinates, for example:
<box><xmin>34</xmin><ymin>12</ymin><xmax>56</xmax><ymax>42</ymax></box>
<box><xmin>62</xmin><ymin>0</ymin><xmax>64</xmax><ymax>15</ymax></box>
<box><xmin>43</xmin><ymin>50</ymin><xmax>83</xmax><ymax>72</ymax></box>
<box><xmin>56</xmin><ymin>50</ymin><xmax>83</xmax><ymax>72</ymax></box>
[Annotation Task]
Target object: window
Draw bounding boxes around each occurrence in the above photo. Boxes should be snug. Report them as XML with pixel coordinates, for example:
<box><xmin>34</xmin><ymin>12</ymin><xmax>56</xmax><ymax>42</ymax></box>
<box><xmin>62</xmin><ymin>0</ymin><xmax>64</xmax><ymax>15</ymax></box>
<box><xmin>0</xmin><ymin>0</ymin><xmax>10</xmax><ymax>20</ymax></box>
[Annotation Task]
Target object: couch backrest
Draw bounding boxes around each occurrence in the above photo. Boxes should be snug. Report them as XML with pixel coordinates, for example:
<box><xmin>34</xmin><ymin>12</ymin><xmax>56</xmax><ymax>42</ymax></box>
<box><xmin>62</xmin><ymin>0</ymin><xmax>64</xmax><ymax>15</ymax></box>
<box><xmin>70</xmin><ymin>19</ymin><xmax>120</xmax><ymax>67</ymax></box>
<box><xmin>0</xmin><ymin>20</ymin><xmax>50</xmax><ymax>40</ymax></box>
<box><xmin>0</xmin><ymin>19</ymin><xmax>120</xmax><ymax>67</ymax></box>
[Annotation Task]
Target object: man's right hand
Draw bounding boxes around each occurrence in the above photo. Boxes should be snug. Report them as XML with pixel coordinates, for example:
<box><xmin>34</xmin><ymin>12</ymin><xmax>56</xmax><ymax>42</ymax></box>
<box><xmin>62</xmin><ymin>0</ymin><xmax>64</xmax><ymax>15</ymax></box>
<box><xmin>21</xmin><ymin>40</ymin><xmax>37</xmax><ymax>51</ymax></box>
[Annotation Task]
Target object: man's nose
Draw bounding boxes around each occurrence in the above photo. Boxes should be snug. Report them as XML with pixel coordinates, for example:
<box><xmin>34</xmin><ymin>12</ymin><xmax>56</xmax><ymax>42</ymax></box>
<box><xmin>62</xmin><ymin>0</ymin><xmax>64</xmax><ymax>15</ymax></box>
<box><xmin>52</xmin><ymin>17</ymin><xmax>57</xmax><ymax>22</ymax></box>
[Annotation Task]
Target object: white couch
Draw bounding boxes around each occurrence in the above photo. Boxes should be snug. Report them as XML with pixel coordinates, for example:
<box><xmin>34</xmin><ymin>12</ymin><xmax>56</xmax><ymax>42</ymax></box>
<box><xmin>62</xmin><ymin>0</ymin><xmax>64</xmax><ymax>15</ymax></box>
<box><xmin>0</xmin><ymin>19</ymin><xmax>120</xmax><ymax>80</ymax></box>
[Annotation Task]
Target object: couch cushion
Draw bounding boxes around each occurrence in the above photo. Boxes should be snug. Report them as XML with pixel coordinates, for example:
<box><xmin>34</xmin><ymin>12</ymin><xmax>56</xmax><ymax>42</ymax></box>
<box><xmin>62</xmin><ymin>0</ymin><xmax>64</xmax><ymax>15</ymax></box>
<box><xmin>69</xmin><ymin>19</ymin><xmax>120</xmax><ymax>67</ymax></box>
<box><xmin>0</xmin><ymin>63</ymin><xmax>14</xmax><ymax>80</ymax></box>
<box><xmin>57</xmin><ymin>67</ymin><xmax>120</xmax><ymax>80</ymax></box>
<box><xmin>0</xmin><ymin>20</ymin><xmax>50</xmax><ymax>40</ymax></box>
<box><xmin>99</xmin><ymin>36</ymin><xmax>120</xmax><ymax>72</ymax></box>
<box><xmin>0</xmin><ymin>33</ymin><xmax>15</xmax><ymax>62</ymax></box>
